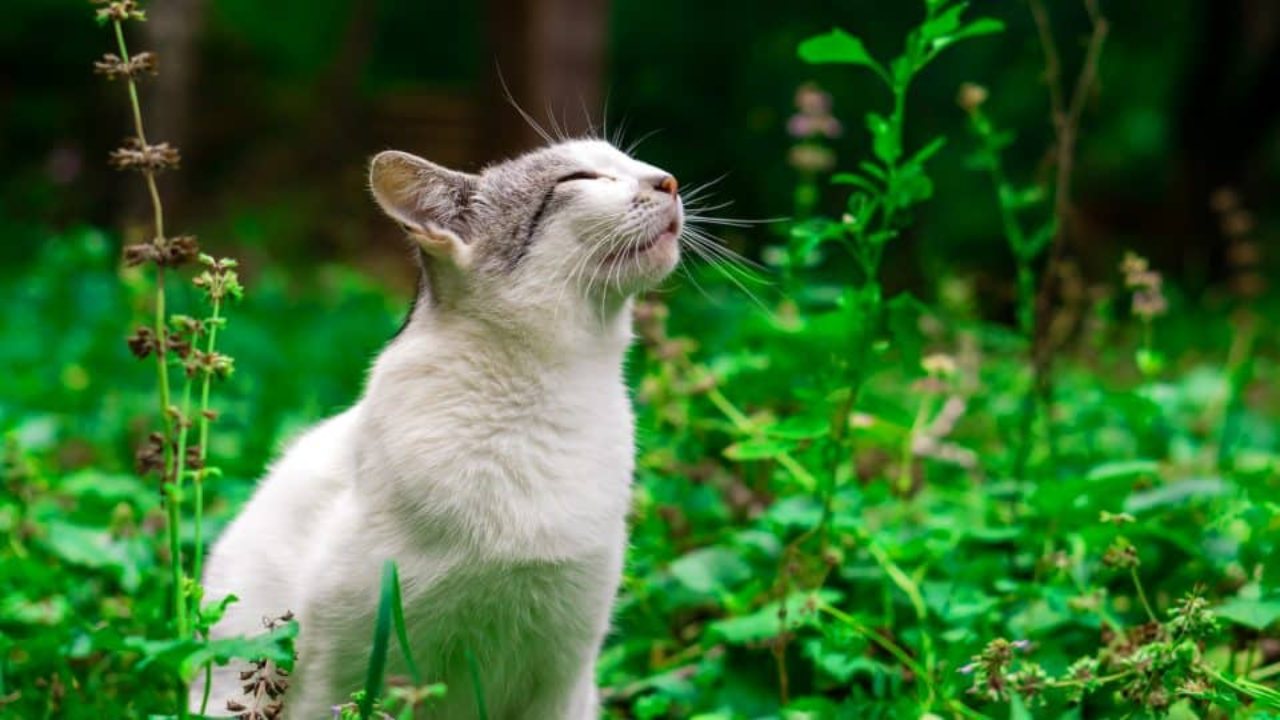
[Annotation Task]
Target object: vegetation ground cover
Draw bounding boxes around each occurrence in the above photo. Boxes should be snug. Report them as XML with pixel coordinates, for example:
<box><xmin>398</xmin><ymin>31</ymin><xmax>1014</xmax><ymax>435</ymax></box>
<box><xmin>1</xmin><ymin>1</ymin><xmax>1278</xmax><ymax>718</ymax></box>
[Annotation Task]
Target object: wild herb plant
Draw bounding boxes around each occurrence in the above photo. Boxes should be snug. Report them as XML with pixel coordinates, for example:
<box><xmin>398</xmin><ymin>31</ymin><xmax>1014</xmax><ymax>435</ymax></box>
<box><xmin>611</xmin><ymin>1</ymin><xmax>1280</xmax><ymax>718</ymax></box>
<box><xmin>92</xmin><ymin>2</ymin><xmax>295</xmax><ymax>717</ymax></box>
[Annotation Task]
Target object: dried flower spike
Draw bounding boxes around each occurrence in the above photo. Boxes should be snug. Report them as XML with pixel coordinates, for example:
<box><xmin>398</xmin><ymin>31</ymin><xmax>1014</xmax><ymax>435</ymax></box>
<box><xmin>109</xmin><ymin>137</ymin><xmax>180</xmax><ymax>174</ymax></box>
<box><xmin>127</xmin><ymin>326</ymin><xmax>158</xmax><ymax>359</ymax></box>
<box><xmin>93</xmin><ymin>51</ymin><xmax>157</xmax><ymax>80</ymax></box>
<box><xmin>93</xmin><ymin>0</ymin><xmax>146</xmax><ymax>23</ymax></box>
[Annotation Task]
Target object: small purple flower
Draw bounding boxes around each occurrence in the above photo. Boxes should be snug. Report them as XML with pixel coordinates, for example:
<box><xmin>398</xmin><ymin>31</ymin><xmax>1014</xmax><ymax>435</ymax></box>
<box><xmin>795</xmin><ymin>83</ymin><xmax>832</xmax><ymax>115</ymax></box>
<box><xmin>788</xmin><ymin>82</ymin><xmax>843</xmax><ymax>140</ymax></box>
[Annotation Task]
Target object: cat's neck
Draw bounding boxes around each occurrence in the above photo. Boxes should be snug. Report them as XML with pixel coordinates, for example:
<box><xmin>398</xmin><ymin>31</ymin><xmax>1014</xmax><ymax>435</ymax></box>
<box><xmin>374</xmin><ymin>303</ymin><xmax>634</xmax><ymax>393</ymax></box>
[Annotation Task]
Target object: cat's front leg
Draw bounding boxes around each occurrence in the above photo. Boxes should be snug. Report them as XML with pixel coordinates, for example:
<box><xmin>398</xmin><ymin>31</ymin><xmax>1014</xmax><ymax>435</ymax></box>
<box><xmin>512</xmin><ymin>659</ymin><xmax>600</xmax><ymax>720</ymax></box>
<box><xmin>283</xmin><ymin>596</ymin><xmax>377</xmax><ymax>718</ymax></box>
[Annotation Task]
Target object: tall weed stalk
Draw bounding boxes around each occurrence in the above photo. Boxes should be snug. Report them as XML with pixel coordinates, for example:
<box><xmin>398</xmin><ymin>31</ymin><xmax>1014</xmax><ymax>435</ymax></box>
<box><xmin>92</xmin><ymin>1</ymin><xmax>243</xmax><ymax>714</ymax></box>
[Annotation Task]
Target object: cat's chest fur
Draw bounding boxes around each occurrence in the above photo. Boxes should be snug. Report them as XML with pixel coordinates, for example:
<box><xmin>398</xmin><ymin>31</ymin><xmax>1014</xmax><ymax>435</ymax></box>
<box><xmin>352</xmin><ymin>327</ymin><xmax>636</xmax><ymax>561</ymax></box>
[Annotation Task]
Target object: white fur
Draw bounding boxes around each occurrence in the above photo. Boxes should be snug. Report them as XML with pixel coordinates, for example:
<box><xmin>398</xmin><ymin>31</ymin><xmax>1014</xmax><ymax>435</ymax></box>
<box><xmin>192</xmin><ymin>141</ymin><xmax>680</xmax><ymax>719</ymax></box>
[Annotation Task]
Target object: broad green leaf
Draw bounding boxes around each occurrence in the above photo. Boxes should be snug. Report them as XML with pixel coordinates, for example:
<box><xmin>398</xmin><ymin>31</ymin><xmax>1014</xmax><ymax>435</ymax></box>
<box><xmin>1124</xmin><ymin>477</ymin><xmax>1228</xmax><ymax>514</ymax></box>
<box><xmin>1215</xmin><ymin>597</ymin><xmax>1280</xmax><ymax>631</ymax></box>
<box><xmin>0</xmin><ymin>594</ymin><xmax>70</xmax><ymax>626</ymax></box>
<box><xmin>36</xmin><ymin>519</ymin><xmax>148</xmax><ymax>590</ymax></box>
<box><xmin>669</xmin><ymin>546</ymin><xmax>752</xmax><ymax>596</ymax></box>
<box><xmin>798</xmin><ymin>29</ymin><xmax>880</xmax><ymax>72</ymax></box>
<box><xmin>707</xmin><ymin>590</ymin><xmax>842</xmax><ymax>645</ymax></box>
<box><xmin>58</xmin><ymin>470</ymin><xmax>156</xmax><ymax>507</ymax></box>
<box><xmin>180</xmin><ymin>623</ymin><xmax>299</xmax><ymax>681</ymax></box>
<box><xmin>920</xmin><ymin>4</ymin><xmax>967</xmax><ymax>42</ymax></box>
<box><xmin>764</xmin><ymin>496</ymin><xmax>824</xmax><ymax>530</ymax></box>
<box><xmin>121</xmin><ymin>622</ymin><xmax>298</xmax><ymax>681</ymax></box>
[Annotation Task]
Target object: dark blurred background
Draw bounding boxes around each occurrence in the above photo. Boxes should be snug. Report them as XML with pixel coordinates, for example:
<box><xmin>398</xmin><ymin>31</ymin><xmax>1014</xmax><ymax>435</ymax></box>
<box><xmin>2</xmin><ymin>0</ymin><xmax>1278</xmax><ymax>304</ymax></box>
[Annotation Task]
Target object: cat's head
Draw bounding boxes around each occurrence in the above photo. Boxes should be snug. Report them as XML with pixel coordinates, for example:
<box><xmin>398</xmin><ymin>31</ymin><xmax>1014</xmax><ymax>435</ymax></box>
<box><xmin>369</xmin><ymin>139</ymin><xmax>681</xmax><ymax>332</ymax></box>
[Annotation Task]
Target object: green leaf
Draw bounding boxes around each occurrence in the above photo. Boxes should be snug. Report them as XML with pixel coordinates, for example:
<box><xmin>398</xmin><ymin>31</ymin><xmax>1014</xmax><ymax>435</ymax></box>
<box><xmin>120</xmin><ymin>622</ymin><xmax>298</xmax><ymax>682</ymax></box>
<box><xmin>830</xmin><ymin>172</ymin><xmax>880</xmax><ymax>195</ymax></box>
<box><xmin>58</xmin><ymin>470</ymin><xmax>156</xmax><ymax>508</ymax></box>
<box><xmin>920</xmin><ymin>4</ymin><xmax>967</xmax><ymax>42</ymax></box>
<box><xmin>866</xmin><ymin>112</ymin><xmax>900</xmax><ymax>165</ymax></box>
<box><xmin>765</xmin><ymin>496</ymin><xmax>824</xmax><ymax>530</ymax></box>
<box><xmin>940</xmin><ymin>18</ymin><xmax>1005</xmax><ymax>48</ymax></box>
<box><xmin>765</xmin><ymin>415</ymin><xmax>830</xmax><ymax>440</ymax></box>
<box><xmin>707</xmin><ymin>590</ymin><xmax>842</xmax><ymax>645</ymax></box>
<box><xmin>907</xmin><ymin>136</ymin><xmax>948</xmax><ymax>167</ymax></box>
<box><xmin>669</xmin><ymin>546</ymin><xmax>752</xmax><ymax>596</ymax></box>
<box><xmin>196</xmin><ymin>593</ymin><xmax>239</xmax><ymax>631</ymax></box>
<box><xmin>1215</xmin><ymin>597</ymin><xmax>1280</xmax><ymax>631</ymax></box>
<box><xmin>1124</xmin><ymin>477</ymin><xmax>1228</xmax><ymax>514</ymax></box>
<box><xmin>35</xmin><ymin>519</ymin><xmax>149</xmax><ymax>590</ymax></box>
<box><xmin>858</xmin><ymin>161</ymin><xmax>887</xmax><ymax>181</ymax></box>
<box><xmin>724</xmin><ymin>438</ymin><xmax>795</xmax><ymax>461</ymax></box>
<box><xmin>798</xmin><ymin>29</ymin><xmax>882</xmax><ymax>76</ymax></box>
<box><xmin>0</xmin><ymin>594</ymin><xmax>71</xmax><ymax>626</ymax></box>
<box><xmin>789</xmin><ymin>218</ymin><xmax>844</xmax><ymax>260</ymax></box>
<box><xmin>1086</xmin><ymin>460</ymin><xmax>1160</xmax><ymax>484</ymax></box>
<box><xmin>179</xmin><ymin>623</ymin><xmax>299</xmax><ymax>681</ymax></box>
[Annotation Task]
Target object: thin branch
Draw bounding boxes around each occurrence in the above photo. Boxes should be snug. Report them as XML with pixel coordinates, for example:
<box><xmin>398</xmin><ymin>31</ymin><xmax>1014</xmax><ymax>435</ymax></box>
<box><xmin>1027</xmin><ymin>0</ymin><xmax>1109</xmax><ymax>394</ymax></box>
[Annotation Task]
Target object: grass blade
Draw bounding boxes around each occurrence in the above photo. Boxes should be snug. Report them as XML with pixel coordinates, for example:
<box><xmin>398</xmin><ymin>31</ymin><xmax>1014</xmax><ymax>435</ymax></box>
<box><xmin>388</xmin><ymin>562</ymin><xmax>422</xmax><ymax>686</ymax></box>
<box><xmin>359</xmin><ymin>560</ymin><xmax>396</xmax><ymax>720</ymax></box>
<box><xmin>464</xmin><ymin>646</ymin><xmax>489</xmax><ymax>720</ymax></box>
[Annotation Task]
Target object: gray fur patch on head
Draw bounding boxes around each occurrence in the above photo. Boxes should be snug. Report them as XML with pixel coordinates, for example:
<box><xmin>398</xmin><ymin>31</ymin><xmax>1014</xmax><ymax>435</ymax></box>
<box><xmin>470</xmin><ymin>148</ymin><xmax>580</xmax><ymax>272</ymax></box>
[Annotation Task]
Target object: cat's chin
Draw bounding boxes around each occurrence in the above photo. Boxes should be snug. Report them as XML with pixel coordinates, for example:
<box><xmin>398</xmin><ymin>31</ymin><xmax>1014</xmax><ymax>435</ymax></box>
<box><xmin>607</xmin><ymin>231</ymin><xmax>679</xmax><ymax>293</ymax></box>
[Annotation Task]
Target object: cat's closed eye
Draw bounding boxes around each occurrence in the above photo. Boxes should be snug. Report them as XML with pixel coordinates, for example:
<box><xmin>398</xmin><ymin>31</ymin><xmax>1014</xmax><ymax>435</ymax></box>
<box><xmin>556</xmin><ymin>171</ymin><xmax>603</xmax><ymax>184</ymax></box>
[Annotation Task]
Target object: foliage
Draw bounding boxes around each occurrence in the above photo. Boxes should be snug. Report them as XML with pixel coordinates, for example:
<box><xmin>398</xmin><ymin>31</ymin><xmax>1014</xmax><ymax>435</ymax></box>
<box><xmin>1</xmin><ymin>0</ymin><xmax>1279</xmax><ymax>719</ymax></box>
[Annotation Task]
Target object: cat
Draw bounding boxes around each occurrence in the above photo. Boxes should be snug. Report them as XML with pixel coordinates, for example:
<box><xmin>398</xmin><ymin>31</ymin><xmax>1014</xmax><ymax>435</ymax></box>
<box><xmin>191</xmin><ymin>138</ymin><xmax>683</xmax><ymax>719</ymax></box>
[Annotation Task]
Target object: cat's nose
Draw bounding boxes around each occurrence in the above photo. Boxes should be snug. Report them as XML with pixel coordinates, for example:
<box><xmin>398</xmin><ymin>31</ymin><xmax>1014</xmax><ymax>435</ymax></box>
<box><xmin>650</xmin><ymin>175</ymin><xmax>678</xmax><ymax>198</ymax></box>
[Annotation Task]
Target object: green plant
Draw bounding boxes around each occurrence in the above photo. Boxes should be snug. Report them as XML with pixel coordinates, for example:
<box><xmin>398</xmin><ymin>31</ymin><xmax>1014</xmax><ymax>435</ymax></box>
<box><xmin>91</xmin><ymin>2</ymin><xmax>290</xmax><ymax>717</ymax></box>
<box><xmin>2</xmin><ymin>1</ymin><xmax>1279</xmax><ymax>718</ymax></box>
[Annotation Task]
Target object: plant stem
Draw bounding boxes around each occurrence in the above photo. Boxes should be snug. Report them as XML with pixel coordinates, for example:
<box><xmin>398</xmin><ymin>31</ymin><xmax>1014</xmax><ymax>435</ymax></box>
<box><xmin>1129</xmin><ymin>567</ymin><xmax>1157</xmax><ymax>624</ymax></box>
<box><xmin>1026</xmin><ymin>0</ymin><xmax>1108</xmax><ymax>408</ymax></box>
<box><xmin>111</xmin><ymin>16</ymin><xmax>188</xmax><ymax>716</ymax></box>
<box><xmin>898</xmin><ymin>394</ymin><xmax>932</xmax><ymax>495</ymax></box>
<box><xmin>192</xmin><ymin>298</ymin><xmax>222</xmax><ymax>591</ymax></box>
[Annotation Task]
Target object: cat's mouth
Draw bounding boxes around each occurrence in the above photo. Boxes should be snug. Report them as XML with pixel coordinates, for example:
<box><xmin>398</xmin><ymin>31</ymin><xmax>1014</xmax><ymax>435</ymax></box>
<box><xmin>606</xmin><ymin>218</ymin><xmax>680</xmax><ymax>264</ymax></box>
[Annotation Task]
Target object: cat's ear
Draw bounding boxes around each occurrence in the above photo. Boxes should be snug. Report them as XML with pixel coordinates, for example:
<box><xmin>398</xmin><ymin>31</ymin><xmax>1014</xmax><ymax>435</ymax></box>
<box><xmin>369</xmin><ymin>150</ymin><xmax>478</xmax><ymax>265</ymax></box>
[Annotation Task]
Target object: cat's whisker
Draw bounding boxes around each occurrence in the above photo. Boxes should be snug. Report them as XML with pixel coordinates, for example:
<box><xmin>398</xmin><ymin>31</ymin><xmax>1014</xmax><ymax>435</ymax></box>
<box><xmin>495</xmin><ymin>65</ymin><xmax>555</xmax><ymax>146</ymax></box>
<box><xmin>684</xmin><ymin>215</ymin><xmax>787</xmax><ymax>228</ymax></box>
<box><xmin>679</xmin><ymin>230</ymin><xmax>773</xmax><ymax>314</ymax></box>
<box><xmin>681</xmin><ymin>226</ymin><xmax>769</xmax><ymax>274</ymax></box>
<box><xmin>624</xmin><ymin>128</ymin><xmax>663</xmax><ymax>156</ymax></box>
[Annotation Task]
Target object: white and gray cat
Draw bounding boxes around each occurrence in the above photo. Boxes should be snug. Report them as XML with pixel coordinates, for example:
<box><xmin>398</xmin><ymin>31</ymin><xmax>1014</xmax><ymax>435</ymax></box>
<box><xmin>193</xmin><ymin>139</ymin><xmax>683</xmax><ymax>719</ymax></box>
